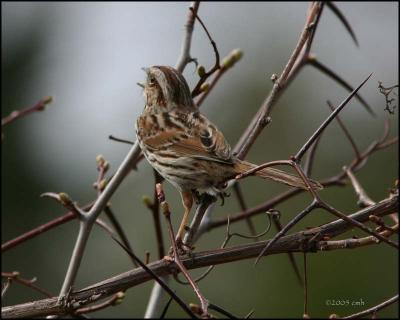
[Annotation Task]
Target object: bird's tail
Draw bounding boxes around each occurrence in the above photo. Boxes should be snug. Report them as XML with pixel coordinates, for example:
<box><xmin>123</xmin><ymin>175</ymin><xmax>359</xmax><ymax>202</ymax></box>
<box><xmin>234</xmin><ymin>160</ymin><xmax>323</xmax><ymax>191</ymax></box>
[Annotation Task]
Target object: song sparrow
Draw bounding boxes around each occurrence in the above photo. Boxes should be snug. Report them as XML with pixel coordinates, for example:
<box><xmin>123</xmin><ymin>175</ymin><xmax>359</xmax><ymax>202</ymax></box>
<box><xmin>136</xmin><ymin>66</ymin><xmax>322</xmax><ymax>243</ymax></box>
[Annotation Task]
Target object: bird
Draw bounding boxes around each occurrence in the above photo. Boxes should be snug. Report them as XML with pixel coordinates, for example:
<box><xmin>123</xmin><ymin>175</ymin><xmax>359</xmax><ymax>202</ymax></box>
<box><xmin>135</xmin><ymin>65</ymin><xmax>322</xmax><ymax>245</ymax></box>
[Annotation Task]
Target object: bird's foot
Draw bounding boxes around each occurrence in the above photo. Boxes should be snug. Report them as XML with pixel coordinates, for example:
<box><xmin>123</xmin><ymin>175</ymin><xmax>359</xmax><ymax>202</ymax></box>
<box><xmin>172</xmin><ymin>237</ymin><xmax>193</xmax><ymax>256</ymax></box>
<box><xmin>218</xmin><ymin>191</ymin><xmax>231</xmax><ymax>206</ymax></box>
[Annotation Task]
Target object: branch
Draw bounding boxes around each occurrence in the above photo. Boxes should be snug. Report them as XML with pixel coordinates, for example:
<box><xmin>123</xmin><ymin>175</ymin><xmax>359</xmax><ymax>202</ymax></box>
<box><xmin>2</xmin><ymin>272</ymin><xmax>53</xmax><ymax>298</ymax></box>
<box><xmin>175</xmin><ymin>2</ymin><xmax>200</xmax><ymax>72</ymax></box>
<box><xmin>234</xmin><ymin>3</ymin><xmax>323</xmax><ymax>159</ymax></box>
<box><xmin>341</xmin><ymin>294</ymin><xmax>398</xmax><ymax>319</ymax></box>
<box><xmin>344</xmin><ymin>167</ymin><xmax>375</xmax><ymax>207</ymax></box>
<box><xmin>1</xmin><ymin>96</ymin><xmax>53</xmax><ymax>128</ymax></box>
<box><xmin>294</xmin><ymin>73</ymin><xmax>372</xmax><ymax>162</ymax></box>
<box><xmin>58</xmin><ymin>141</ymin><xmax>141</xmax><ymax>299</ymax></box>
<box><xmin>327</xmin><ymin>100</ymin><xmax>362</xmax><ymax>160</ymax></box>
<box><xmin>307</xmin><ymin>57</ymin><xmax>375</xmax><ymax>116</ymax></box>
<box><xmin>2</xmin><ymin>194</ymin><xmax>397</xmax><ymax>318</ymax></box>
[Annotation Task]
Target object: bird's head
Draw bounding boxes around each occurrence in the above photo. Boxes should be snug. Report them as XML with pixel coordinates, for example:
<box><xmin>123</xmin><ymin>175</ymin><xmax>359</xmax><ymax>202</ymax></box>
<box><xmin>142</xmin><ymin>66</ymin><xmax>195</xmax><ymax>112</ymax></box>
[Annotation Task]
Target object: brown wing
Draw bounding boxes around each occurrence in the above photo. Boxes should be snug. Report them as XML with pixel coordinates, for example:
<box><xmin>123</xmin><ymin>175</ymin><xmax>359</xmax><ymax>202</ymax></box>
<box><xmin>137</xmin><ymin>110</ymin><xmax>233</xmax><ymax>163</ymax></box>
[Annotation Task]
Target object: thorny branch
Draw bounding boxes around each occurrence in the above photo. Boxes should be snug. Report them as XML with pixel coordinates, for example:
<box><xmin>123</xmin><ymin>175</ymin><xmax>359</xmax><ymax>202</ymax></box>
<box><xmin>2</xmin><ymin>193</ymin><xmax>397</xmax><ymax>318</ymax></box>
<box><xmin>2</xmin><ymin>2</ymin><xmax>398</xmax><ymax>318</ymax></box>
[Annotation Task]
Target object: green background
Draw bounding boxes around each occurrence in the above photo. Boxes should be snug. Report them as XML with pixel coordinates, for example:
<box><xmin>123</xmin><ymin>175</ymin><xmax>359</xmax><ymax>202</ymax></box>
<box><xmin>2</xmin><ymin>2</ymin><xmax>398</xmax><ymax>318</ymax></box>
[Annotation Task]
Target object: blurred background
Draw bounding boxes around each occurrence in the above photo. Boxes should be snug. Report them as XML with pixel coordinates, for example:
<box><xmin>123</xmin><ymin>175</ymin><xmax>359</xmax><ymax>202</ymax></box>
<box><xmin>2</xmin><ymin>2</ymin><xmax>398</xmax><ymax>318</ymax></box>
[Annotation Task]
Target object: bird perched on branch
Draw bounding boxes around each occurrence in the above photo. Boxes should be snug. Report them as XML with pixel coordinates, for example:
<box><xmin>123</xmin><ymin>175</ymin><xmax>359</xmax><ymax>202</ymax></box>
<box><xmin>136</xmin><ymin>66</ymin><xmax>322</xmax><ymax>245</ymax></box>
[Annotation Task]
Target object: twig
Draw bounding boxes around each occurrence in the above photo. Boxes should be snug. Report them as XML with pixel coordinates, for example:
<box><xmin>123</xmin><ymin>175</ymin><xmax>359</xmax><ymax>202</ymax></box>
<box><xmin>108</xmin><ymin>135</ymin><xmax>135</xmax><ymax>145</ymax></box>
<box><xmin>195</xmin><ymin>48</ymin><xmax>242</xmax><ymax>106</ymax></box>
<box><xmin>205</xmin><ymin>123</ymin><xmax>396</xmax><ymax>231</ymax></box>
<box><xmin>2</xmin><ymin>272</ymin><xmax>53</xmax><ymax>298</ymax></box>
<box><xmin>75</xmin><ymin>291</ymin><xmax>125</xmax><ymax>314</ymax></box>
<box><xmin>327</xmin><ymin>100</ymin><xmax>361</xmax><ymax>160</ymax></box>
<box><xmin>1</xmin><ymin>206</ymin><xmax>85</xmax><ymax>252</ymax></box>
<box><xmin>341</xmin><ymin>294</ymin><xmax>398</xmax><ymax>319</ymax></box>
<box><xmin>58</xmin><ymin>141</ymin><xmax>142</xmax><ymax>300</ymax></box>
<box><xmin>294</xmin><ymin>73</ymin><xmax>372</xmax><ymax>162</ymax></box>
<box><xmin>209</xmin><ymin>303</ymin><xmax>239</xmax><ymax>319</ymax></box>
<box><xmin>303</xmin><ymin>253</ymin><xmax>308</xmax><ymax>317</ymax></box>
<box><xmin>303</xmin><ymin>135</ymin><xmax>322</xmax><ymax>177</ymax></box>
<box><xmin>104</xmin><ymin>205</ymin><xmax>138</xmax><ymax>267</ymax></box>
<box><xmin>93</xmin><ymin>155</ymin><xmax>138</xmax><ymax>268</ymax></box>
<box><xmin>175</xmin><ymin>211</ymin><xmax>274</xmax><ymax>286</ymax></box>
<box><xmin>307</xmin><ymin>57</ymin><xmax>375</xmax><ymax>116</ymax></box>
<box><xmin>195</xmin><ymin>67</ymin><xmax>224</xmax><ymax>107</ymax></box>
<box><xmin>175</xmin><ymin>2</ymin><xmax>200</xmax><ymax>72</ymax></box>
<box><xmin>2</xmin><ymin>96</ymin><xmax>53</xmax><ymax>127</ymax></box>
<box><xmin>304</xmin><ymin>2</ymin><xmax>324</xmax><ymax>54</ymax></box>
<box><xmin>156</xmin><ymin>183</ymin><xmax>209</xmax><ymax>317</ymax></box>
<box><xmin>160</xmin><ymin>297</ymin><xmax>173</xmax><ymax>319</ymax></box>
<box><xmin>2</xmin><ymin>278</ymin><xmax>12</xmax><ymax>298</ymax></box>
<box><xmin>378</xmin><ymin>81</ymin><xmax>398</xmax><ymax>114</ymax></box>
<box><xmin>233</xmin><ymin>184</ymin><xmax>258</xmax><ymax>239</ymax></box>
<box><xmin>249</xmin><ymin>152</ymin><xmax>398</xmax><ymax>264</ymax></box>
<box><xmin>144</xmin><ymin>276</ymin><xmax>171</xmax><ymax>319</ymax></box>
<box><xmin>144</xmin><ymin>170</ymin><xmax>165</xmax><ymax>259</ymax></box>
<box><xmin>244</xmin><ymin>309</ymin><xmax>255</xmax><ymax>319</ymax></box>
<box><xmin>234</xmin><ymin>3</ymin><xmax>324</xmax><ymax>159</ymax></box>
<box><xmin>255</xmin><ymin>199</ymin><xmax>319</xmax><ymax>265</ymax></box>
<box><xmin>183</xmin><ymin>194</ymin><xmax>215</xmax><ymax>248</ymax></box>
<box><xmin>318</xmin><ymin>224</ymin><xmax>398</xmax><ymax>250</ymax></box>
<box><xmin>112</xmin><ymin>236</ymin><xmax>197</xmax><ymax>319</ymax></box>
<box><xmin>189</xmin><ymin>7</ymin><xmax>221</xmax><ymax>98</ymax></box>
<box><xmin>344</xmin><ymin>167</ymin><xmax>375</xmax><ymax>207</ymax></box>
<box><xmin>271</xmin><ymin>213</ymin><xmax>303</xmax><ymax>285</ymax></box>
<box><xmin>3</xmin><ymin>194</ymin><xmax>397</xmax><ymax>318</ymax></box>
<box><xmin>143</xmin><ymin>174</ymin><xmax>167</xmax><ymax>318</ymax></box>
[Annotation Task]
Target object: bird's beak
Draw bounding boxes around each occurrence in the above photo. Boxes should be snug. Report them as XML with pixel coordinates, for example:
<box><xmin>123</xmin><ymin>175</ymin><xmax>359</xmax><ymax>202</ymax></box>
<box><xmin>141</xmin><ymin>67</ymin><xmax>149</xmax><ymax>73</ymax></box>
<box><xmin>136</xmin><ymin>82</ymin><xmax>145</xmax><ymax>88</ymax></box>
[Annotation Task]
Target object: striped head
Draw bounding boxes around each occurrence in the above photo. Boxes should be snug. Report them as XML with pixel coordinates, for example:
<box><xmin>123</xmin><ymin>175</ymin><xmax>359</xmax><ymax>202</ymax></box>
<box><xmin>142</xmin><ymin>66</ymin><xmax>195</xmax><ymax>113</ymax></box>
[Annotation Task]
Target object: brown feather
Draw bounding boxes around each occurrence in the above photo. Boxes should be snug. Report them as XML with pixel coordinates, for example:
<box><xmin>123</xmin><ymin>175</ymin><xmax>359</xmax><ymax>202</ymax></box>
<box><xmin>234</xmin><ymin>160</ymin><xmax>323</xmax><ymax>190</ymax></box>
<box><xmin>140</xmin><ymin>109</ymin><xmax>233</xmax><ymax>163</ymax></box>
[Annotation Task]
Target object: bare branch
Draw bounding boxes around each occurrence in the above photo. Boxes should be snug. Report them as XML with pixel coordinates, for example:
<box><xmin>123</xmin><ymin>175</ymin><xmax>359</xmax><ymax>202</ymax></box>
<box><xmin>2</xmin><ymin>96</ymin><xmax>53</xmax><ymax>128</ymax></box>
<box><xmin>2</xmin><ymin>194</ymin><xmax>396</xmax><ymax>318</ymax></box>
<box><xmin>156</xmin><ymin>183</ymin><xmax>209</xmax><ymax>317</ymax></box>
<box><xmin>2</xmin><ymin>272</ymin><xmax>53</xmax><ymax>298</ymax></box>
<box><xmin>112</xmin><ymin>237</ymin><xmax>196</xmax><ymax>319</ymax></box>
<box><xmin>108</xmin><ymin>135</ymin><xmax>135</xmax><ymax>145</ymax></box>
<box><xmin>344</xmin><ymin>167</ymin><xmax>375</xmax><ymax>207</ymax></box>
<box><xmin>58</xmin><ymin>141</ymin><xmax>142</xmax><ymax>299</ymax></box>
<box><xmin>341</xmin><ymin>294</ymin><xmax>398</xmax><ymax>319</ymax></box>
<box><xmin>234</xmin><ymin>3</ymin><xmax>323</xmax><ymax>159</ymax></box>
<box><xmin>175</xmin><ymin>2</ymin><xmax>200</xmax><ymax>72</ymax></box>
<box><xmin>294</xmin><ymin>73</ymin><xmax>372</xmax><ymax>162</ymax></box>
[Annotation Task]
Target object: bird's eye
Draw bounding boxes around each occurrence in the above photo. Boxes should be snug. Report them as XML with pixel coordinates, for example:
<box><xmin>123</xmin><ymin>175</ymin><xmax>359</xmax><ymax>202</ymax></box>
<box><xmin>148</xmin><ymin>77</ymin><xmax>156</xmax><ymax>86</ymax></box>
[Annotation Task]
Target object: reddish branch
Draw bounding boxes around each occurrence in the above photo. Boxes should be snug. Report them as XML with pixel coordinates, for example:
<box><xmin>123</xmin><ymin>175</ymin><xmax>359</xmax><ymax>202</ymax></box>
<box><xmin>1</xmin><ymin>96</ymin><xmax>53</xmax><ymax>128</ymax></box>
